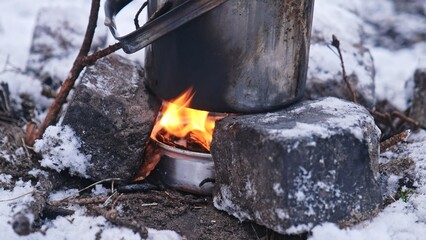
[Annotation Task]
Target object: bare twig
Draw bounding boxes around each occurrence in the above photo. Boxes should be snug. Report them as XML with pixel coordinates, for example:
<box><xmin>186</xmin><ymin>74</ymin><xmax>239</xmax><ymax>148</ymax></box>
<box><xmin>380</xmin><ymin>129</ymin><xmax>411</xmax><ymax>153</ymax></box>
<box><xmin>331</xmin><ymin>35</ymin><xmax>358</xmax><ymax>103</ymax></box>
<box><xmin>81</xmin><ymin>43</ymin><xmax>122</xmax><ymax>66</ymax></box>
<box><xmin>330</xmin><ymin>37</ymin><xmax>418</xmax><ymax>136</ymax></box>
<box><xmin>111</xmin><ymin>193</ymin><xmax>124</xmax><ymax>210</ymax></box>
<box><xmin>391</xmin><ymin>111</ymin><xmax>420</xmax><ymax>128</ymax></box>
<box><xmin>49</xmin><ymin>196</ymin><xmax>109</xmax><ymax>206</ymax></box>
<box><xmin>102</xmin><ymin>190</ymin><xmax>118</xmax><ymax>207</ymax></box>
<box><xmin>25</xmin><ymin>0</ymin><xmax>122</xmax><ymax>146</ymax></box>
<box><xmin>369</xmin><ymin>109</ymin><xmax>396</xmax><ymax>132</ymax></box>
<box><xmin>21</xmin><ymin>138</ymin><xmax>31</xmax><ymax>158</ymax></box>
<box><xmin>1</xmin><ymin>55</ymin><xmax>22</xmax><ymax>74</ymax></box>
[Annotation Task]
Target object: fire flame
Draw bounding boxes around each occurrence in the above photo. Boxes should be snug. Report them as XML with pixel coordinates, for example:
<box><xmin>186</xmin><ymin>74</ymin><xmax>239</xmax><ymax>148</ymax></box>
<box><xmin>151</xmin><ymin>88</ymin><xmax>219</xmax><ymax>152</ymax></box>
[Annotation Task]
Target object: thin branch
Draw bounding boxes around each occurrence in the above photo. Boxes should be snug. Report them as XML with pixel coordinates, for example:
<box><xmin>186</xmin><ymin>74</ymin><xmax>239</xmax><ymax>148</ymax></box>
<box><xmin>49</xmin><ymin>196</ymin><xmax>109</xmax><ymax>206</ymax></box>
<box><xmin>82</xmin><ymin>43</ymin><xmax>122</xmax><ymax>66</ymax></box>
<box><xmin>391</xmin><ymin>111</ymin><xmax>420</xmax><ymax>128</ymax></box>
<box><xmin>331</xmin><ymin>35</ymin><xmax>358</xmax><ymax>103</ymax></box>
<box><xmin>102</xmin><ymin>190</ymin><xmax>118</xmax><ymax>207</ymax></box>
<box><xmin>78</xmin><ymin>0</ymin><xmax>101</xmax><ymax>57</ymax></box>
<box><xmin>111</xmin><ymin>193</ymin><xmax>124</xmax><ymax>211</ymax></box>
<box><xmin>25</xmin><ymin>0</ymin><xmax>123</xmax><ymax>146</ymax></box>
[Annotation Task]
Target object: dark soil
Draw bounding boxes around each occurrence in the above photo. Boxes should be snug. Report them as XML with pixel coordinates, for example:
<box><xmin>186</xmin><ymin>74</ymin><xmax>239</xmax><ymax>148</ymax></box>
<box><xmin>87</xmin><ymin>190</ymin><xmax>264</xmax><ymax>239</ymax></box>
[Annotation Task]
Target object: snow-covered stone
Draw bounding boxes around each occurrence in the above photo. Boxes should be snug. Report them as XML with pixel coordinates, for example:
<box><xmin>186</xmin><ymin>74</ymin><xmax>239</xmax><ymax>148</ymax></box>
<box><xmin>25</xmin><ymin>7</ymin><xmax>107</xmax><ymax>89</ymax></box>
<box><xmin>310</xmin><ymin>130</ymin><xmax>426</xmax><ymax>240</ymax></box>
<box><xmin>211</xmin><ymin>97</ymin><xmax>382</xmax><ymax>234</ymax></box>
<box><xmin>409</xmin><ymin>69</ymin><xmax>426</xmax><ymax>128</ymax></box>
<box><xmin>60</xmin><ymin>54</ymin><xmax>160</xmax><ymax>181</ymax></box>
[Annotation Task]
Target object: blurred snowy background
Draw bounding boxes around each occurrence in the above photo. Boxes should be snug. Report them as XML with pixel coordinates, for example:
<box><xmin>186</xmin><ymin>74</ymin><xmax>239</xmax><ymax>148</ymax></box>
<box><xmin>1</xmin><ymin>0</ymin><xmax>426</xmax><ymax>239</ymax></box>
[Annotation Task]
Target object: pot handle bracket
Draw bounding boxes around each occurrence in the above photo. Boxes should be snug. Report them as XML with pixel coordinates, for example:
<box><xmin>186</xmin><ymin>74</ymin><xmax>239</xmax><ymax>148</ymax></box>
<box><xmin>104</xmin><ymin>0</ymin><xmax>228</xmax><ymax>53</ymax></box>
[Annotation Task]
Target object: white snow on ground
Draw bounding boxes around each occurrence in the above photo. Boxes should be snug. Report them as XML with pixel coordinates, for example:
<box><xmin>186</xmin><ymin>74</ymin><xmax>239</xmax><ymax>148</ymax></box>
<box><xmin>0</xmin><ymin>71</ymin><xmax>52</xmax><ymax>112</ymax></box>
<box><xmin>1</xmin><ymin>0</ymin><xmax>426</xmax><ymax>239</ymax></box>
<box><xmin>372</xmin><ymin>43</ymin><xmax>426</xmax><ymax>110</ymax></box>
<box><xmin>0</xmin><ymin>180</ymin><xmax>36</xmax><ymax>238</ymax></box>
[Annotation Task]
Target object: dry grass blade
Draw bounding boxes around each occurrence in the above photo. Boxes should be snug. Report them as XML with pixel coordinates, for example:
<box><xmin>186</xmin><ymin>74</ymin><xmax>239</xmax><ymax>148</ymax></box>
<box><xmin>57</xmin><ymin>178</ymin><xmax>121</xmax><ymax>202</ymax></box>
<box><xmin>0</xmin><ymin>191</ymin><xmax>34</xmax><ymax>203</ymax></box>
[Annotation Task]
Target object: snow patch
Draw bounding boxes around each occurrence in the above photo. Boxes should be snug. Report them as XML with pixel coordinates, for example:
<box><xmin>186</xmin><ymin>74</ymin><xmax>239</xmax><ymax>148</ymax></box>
<box><xmin>0</xmin><ymin>174</ymin><xmax>12</xmax><ymax>184</ymax></box>
<box><xmin>48</xmin><ymin>189</ymin><xmax>80</xmax><ymax>202</ymax></box>
<box><xmin>262</xmin><ymin>97</ymin><xmax>380</xmax><ymax>144</ymax></box>
<box><xmin>245</xmin><ymin>179</ymin><xmax>256</xmax><ymax>197</ymax></box>
<box><xmin>285</xmin><ymin>223</ymin><xmax>314</xmax><ymax>235</ymax></box>
<box><xmin>91</xmin><ymin>184</ymin><xmax>110</xmax><ymax>196</ymax></box>
<box><xmin>34</xmin><ymin>125</ymin><xmax>91</xmax><ymax>178</ymax></box>
<box><xmin>273</xmin><ymin>183</ymin><xmax>284</xmax><ymax>196</ymax></box>
<box><xmin>275</xmin><ymin>208</ymin><xmax>290</xmax><ymax>220</ymax></box>
<box><xmin>0</xmin><ymin>72</ymin><xmax>51</xmax><ymax>110</ymax></box>
<box><xmin>27</xmin><ymin>168</ymin><xmax>49</xmax><ymax>178</ymax></box>
<box><xmin>0</xmin><ymin>180</ymin><xmax>35</xmax><ymax>239</ymax></box>
<box><xmin>146</xmin><ymin>228</ymin><xmax>182</xmax><ymax>240</ymax></box>
<box><xmin>38</xmin><ymin>209</ymin><xmax>141</xmax><ymax>240</ymax></box>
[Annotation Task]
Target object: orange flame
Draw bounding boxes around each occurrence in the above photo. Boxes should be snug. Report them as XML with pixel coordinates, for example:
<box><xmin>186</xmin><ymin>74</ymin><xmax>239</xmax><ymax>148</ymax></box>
<box><xmin>151</xmin><ymin>88</ymin><xmax>218</xmax><ymax>151</ymax></box>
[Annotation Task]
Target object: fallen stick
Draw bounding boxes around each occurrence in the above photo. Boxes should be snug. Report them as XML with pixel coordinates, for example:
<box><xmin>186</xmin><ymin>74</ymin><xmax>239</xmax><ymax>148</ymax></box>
<box><xmin>380</xmin><ymin>129</ymin><xmax>411</xmax><ymax>153</ymax></box>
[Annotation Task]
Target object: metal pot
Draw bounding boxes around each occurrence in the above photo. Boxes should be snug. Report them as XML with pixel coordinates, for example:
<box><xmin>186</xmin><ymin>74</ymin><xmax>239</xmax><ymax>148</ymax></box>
<box><xmin>105</xmin><ymin>0</ymin><xmax>315</xmax><ymax>113</ymax></box>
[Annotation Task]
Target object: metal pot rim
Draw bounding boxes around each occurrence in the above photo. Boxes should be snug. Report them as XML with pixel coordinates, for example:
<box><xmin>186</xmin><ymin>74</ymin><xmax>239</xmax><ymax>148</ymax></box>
<box><xmin>152</xmin><ymin>138</ymin><xmax>212</xmax><ymax>158</ymax></box>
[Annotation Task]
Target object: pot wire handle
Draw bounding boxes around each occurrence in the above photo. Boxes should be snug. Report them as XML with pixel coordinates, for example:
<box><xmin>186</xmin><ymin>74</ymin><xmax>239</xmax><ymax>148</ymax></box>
<box><xmin>104</xmin><ymin>0</ymin><xmax>229</xmax><ymax>54</ymax></box>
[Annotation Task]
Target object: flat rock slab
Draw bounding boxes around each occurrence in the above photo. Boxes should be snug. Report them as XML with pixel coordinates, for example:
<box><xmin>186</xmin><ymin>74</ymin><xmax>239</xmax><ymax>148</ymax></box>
<box><xmin>410</xmin><ymin>69</ymin><xmax>426</xmax><ymax>128</ymax></box>
<box><xmin>61</xmin><ymin>54</ymin><xmax>160</xmax><ymax>181</ymax></box>
<box><xmin>211</xmin><ymin>97</ymin><xmax>383</xmax><ymax>234</ymax></box>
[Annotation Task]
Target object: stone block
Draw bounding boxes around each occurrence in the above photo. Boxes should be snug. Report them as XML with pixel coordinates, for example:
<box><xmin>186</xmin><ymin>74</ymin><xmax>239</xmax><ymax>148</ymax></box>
<box><xmin>61</xmin><ymin>54</ymin><xmax>160</xmax><ymax>181</ymax></box>
<box><xmin>25</xmin><ymin>7</ymin><xmax>107</xmax><ymax>89</ymax></box>
<box><xmin>410</xmin><ymin>69</ymin><xmax>426</xmax><ymax>128</ymax></box>
<box><xmin>211</xmin><ymin>97</ymin><xmax>382</xmax><ymax>234</ymax></box>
